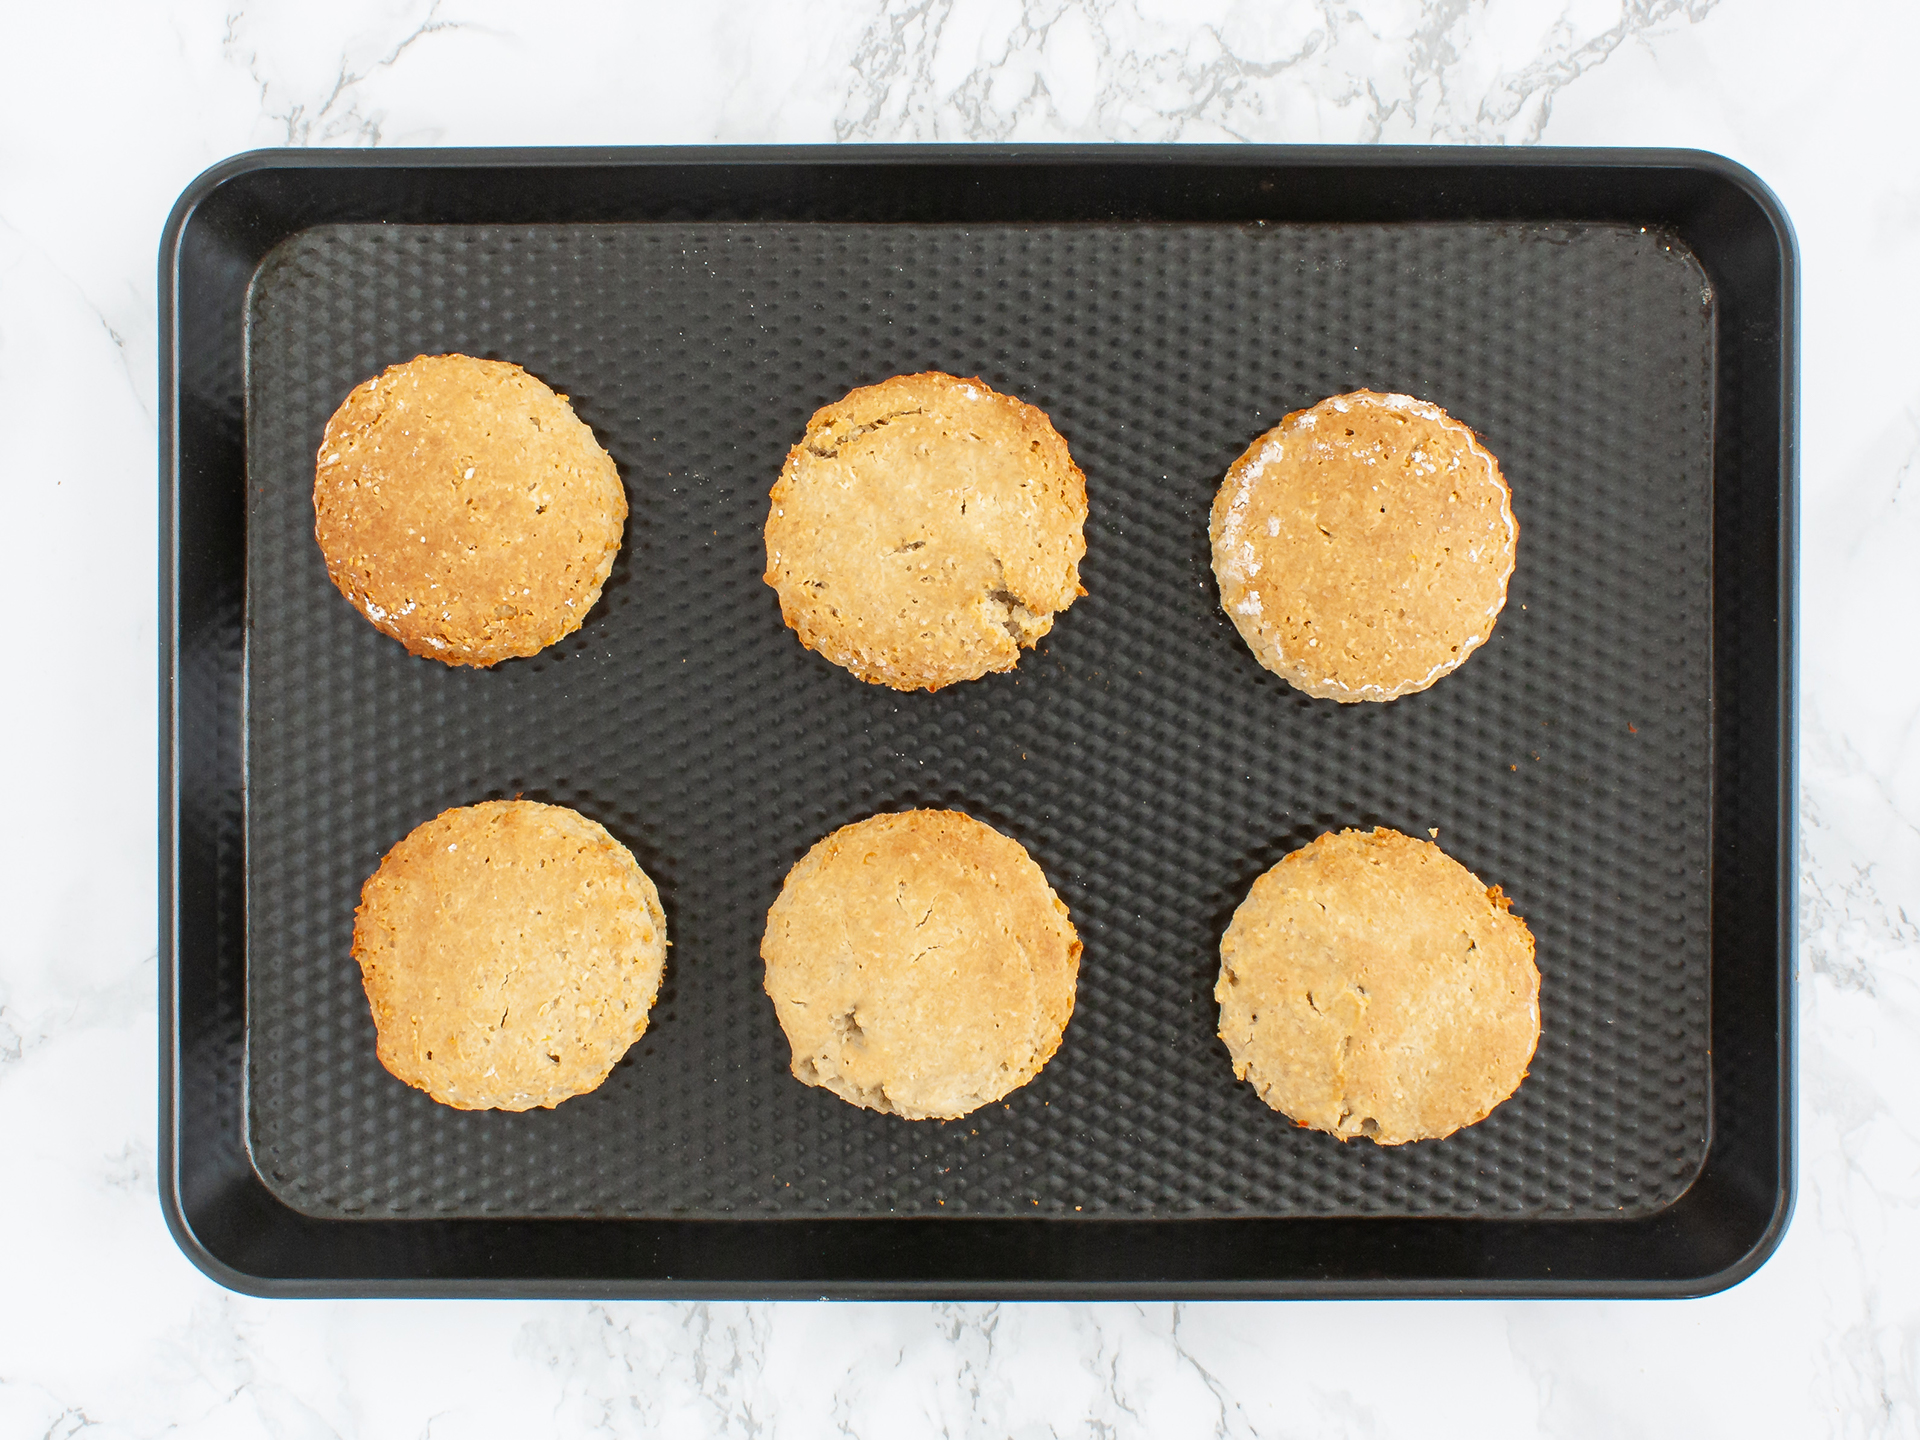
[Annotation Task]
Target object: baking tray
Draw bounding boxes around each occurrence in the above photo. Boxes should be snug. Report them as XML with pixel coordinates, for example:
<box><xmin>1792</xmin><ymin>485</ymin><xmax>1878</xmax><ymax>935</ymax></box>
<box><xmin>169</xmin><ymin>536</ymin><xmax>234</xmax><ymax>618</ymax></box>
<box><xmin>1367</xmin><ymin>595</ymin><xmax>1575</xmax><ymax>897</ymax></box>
<box><xmin>160</xmin><ymin>146</ymin><xmax>1796</xmax><ymax>1298</ymax></box>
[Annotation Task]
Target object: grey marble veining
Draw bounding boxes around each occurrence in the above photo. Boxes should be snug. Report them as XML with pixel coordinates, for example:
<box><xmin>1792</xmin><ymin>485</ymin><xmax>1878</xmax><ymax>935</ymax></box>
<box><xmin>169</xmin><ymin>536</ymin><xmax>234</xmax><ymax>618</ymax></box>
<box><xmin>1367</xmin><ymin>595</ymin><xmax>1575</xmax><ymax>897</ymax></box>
<box><xmin>2</xmin><ymin>0</ymin><xmax>1917</xmax><ymax>1434</ymax></box>
<box><xmin>831</xmin><ymin>0</ymin><xmax>1721</xmax><ymax>145</ymax></box>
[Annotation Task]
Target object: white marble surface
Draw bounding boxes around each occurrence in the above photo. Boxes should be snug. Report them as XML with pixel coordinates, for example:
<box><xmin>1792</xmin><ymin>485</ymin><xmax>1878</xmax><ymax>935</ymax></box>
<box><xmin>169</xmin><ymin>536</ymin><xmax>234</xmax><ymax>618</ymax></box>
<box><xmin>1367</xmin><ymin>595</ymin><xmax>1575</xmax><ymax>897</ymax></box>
<box><xmin>3</xmin><ymin>0</ymin><xmax>1917</xmax><ymax>1433</ymax></box>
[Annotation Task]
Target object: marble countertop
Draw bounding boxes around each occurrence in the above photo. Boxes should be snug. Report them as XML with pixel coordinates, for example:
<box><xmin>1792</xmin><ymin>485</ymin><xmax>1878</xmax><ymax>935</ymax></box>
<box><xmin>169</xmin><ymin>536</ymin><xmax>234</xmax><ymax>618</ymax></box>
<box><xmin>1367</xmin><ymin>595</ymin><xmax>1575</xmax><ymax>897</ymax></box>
<box><xmin>3</xmin><ymin>0</ymin><xmax>1916</xmax><ymax>1433</ymax></box>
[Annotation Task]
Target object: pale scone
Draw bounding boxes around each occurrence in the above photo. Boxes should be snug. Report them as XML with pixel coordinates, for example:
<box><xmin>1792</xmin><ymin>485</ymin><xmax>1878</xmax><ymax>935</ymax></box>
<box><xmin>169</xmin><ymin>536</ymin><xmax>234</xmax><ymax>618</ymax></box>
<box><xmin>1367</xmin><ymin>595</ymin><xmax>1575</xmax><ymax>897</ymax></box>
<box><xmin>352</xmin><ymin>800</ymin><xmax>667</xmax><ymax>1111</ymax></box>
<box><xmin>1210</xmin><ymin>391</ymin><xmax>1515</xmax><ymax>701</ymax></box>
<box><xmin>314</xmin><ymin>354</ymin><xmax>626</xmax><ymax>666</ymax></box>
<box><xmin>761</xmin><ymin>809</ymin><xmax>1081</xmax><ymax>1119</ymax></box>
<box><xmin>1216</xmin><ymin>827</ymin><xmax>1538</xmax><ymax>1144</ymax></box>
<box><xmin>763</xmin><ymin>372</ymin><xmax>1088</xmax><ymax>691</ymax></box>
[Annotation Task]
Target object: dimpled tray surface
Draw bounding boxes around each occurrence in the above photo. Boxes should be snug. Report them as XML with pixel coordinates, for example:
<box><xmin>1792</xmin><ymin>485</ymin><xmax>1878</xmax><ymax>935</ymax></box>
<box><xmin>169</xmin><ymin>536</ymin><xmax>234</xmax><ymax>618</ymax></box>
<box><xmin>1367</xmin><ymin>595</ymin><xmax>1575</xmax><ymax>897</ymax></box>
<box><xmin>243</xmin><ymin>217</ymin><xmax>1712</xmax><ymax>1221</ymax></box>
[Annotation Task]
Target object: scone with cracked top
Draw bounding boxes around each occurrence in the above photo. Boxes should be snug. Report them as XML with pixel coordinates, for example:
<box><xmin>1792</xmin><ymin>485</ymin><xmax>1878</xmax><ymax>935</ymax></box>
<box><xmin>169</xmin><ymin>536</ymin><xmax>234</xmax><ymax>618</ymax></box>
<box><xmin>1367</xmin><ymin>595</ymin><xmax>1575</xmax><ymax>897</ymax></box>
<box><xmin>314</xmin><ymin>353</ymin><xmax>627</xmax><ymax>666</ymax></box>
<box><xmin>352</xmin><ymin>800</ymin><xmax>667</xmax><ymax>1111</ymax></box>
<box><xmin>1211</xmin><ymin>390</ymin><xmax>1515</xmax><ymax>702</ymax></box>
<box><xmin>763</xmin><ymin>372</ymin><xmax>1088</xmax><ymax>691</ymax></box>
<box><xmin>1216</xmin><ymin>826</ymin><xmax>1538</xmax><ymax>1145</ymax></box>
<box><xmin>761</xmin><ymin>809</ymin><xmax>1081</xmax><ymax>1120</ymax></box>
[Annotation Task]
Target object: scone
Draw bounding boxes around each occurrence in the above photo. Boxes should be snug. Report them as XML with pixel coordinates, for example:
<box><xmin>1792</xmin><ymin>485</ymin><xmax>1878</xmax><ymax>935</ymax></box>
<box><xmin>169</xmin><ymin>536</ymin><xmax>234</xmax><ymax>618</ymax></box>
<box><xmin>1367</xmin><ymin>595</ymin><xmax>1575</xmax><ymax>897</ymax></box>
<box><xmin>352</xmin><ymin>800</ymin><xmax>667</xmax><ymax>1111</ymax></box>
<box><xmin>761</xmin><ymin>809</ymin><xmax>1081</xmax><ymax>1119</ymax></box>
<box><xmin>1210</xmin><ymin>391</ymin><xmax>1515</xmax><ymax>701</ymax></box>
<box><xmin>763</xmin><ymin>372</ymin><xmax>1088</xmax><ymax>691</ymax></box>
<box><xmin>1216</xmin><ymin>827</ymin><xmax>1538</xmax><ymax>1144</ymax></box>
<box><xmin>314</xmin><ymin>354</ymin><xmax>627</xmax><ymax>666</ymax></box>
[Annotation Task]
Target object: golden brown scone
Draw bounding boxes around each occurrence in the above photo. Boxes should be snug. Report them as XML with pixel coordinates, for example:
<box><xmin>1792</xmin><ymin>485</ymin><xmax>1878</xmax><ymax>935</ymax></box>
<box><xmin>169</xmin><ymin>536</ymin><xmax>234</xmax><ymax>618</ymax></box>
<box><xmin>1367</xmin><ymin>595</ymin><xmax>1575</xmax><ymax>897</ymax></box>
<box><xmin>1210</xmin><ymin>391</ymin><xmax>1515</xmax><ymax>701</ymax></box>
<box><xmin>761</xmin><ymin>810</ymin><xmax>1081</xmax><ymax>1119</ymax></box>
<box><xmin>763</xmin><ymin>372</ymin><xmax>1088</xmax><ymax>691</ymax></box>
<box><xmin>314</xmin><ymin>354</ymin><xmax>627</xmax><ymax>666</ymax></box>
<box><xmin>352</xmin><ymin>800</ymin><xmax>667</xmax><ymax>1111</ymax></box>
<box><xmin>1216</xmin><ymin>827</ymin><xmax>1538</xmax><ymax>1144</ymax></box>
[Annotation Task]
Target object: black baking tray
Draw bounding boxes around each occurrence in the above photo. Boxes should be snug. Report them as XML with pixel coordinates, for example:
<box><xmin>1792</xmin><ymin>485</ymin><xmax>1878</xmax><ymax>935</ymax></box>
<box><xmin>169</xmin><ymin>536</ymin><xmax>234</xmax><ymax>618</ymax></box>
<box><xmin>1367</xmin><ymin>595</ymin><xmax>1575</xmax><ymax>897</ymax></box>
<box><xmin>160</xmin><ymin>146</ymin><xmax>1796</xmax><ymax>1298</ymax></box>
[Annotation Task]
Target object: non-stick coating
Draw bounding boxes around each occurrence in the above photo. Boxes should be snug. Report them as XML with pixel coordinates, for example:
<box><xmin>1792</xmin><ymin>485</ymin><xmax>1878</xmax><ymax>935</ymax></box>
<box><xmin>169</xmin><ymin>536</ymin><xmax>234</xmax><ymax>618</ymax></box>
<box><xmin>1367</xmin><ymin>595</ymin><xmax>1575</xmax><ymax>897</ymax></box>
<box><xmin>245</xmin><ymin>220</ymin><xmax>1713</xmax><ymax>1219</ymax></box>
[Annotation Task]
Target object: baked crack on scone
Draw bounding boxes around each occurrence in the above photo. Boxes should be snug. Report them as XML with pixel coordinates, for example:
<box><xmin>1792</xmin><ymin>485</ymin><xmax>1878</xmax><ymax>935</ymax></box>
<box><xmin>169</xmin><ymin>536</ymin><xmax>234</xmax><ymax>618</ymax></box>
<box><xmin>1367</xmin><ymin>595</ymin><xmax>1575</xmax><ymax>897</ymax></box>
<box><xmin>764</xmin><ymin>372</ymin><xmax>1088</xmax><ymax>690</ymax></box>
<box><xmin>1216</xmin><ymin>827</ymin><xmax>1539</xmax><ymax>1144</ymax></box>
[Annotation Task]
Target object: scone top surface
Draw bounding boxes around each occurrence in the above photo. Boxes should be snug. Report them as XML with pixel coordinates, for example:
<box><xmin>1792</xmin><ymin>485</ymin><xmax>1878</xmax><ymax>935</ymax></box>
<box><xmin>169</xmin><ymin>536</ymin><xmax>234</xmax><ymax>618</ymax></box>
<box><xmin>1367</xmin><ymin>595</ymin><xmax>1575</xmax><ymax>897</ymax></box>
<box><xmin>352</xmin><ymin>800</ymin><xmax>667</xmax><ymax>1112</ymax></box>
<box><xmin>764</xmin><ymin>372</ymin><xmax>1088</xmax><ymax>691</ymax></box>
<box><xmin>1211</xmin><ymin>391</ymin><xmax>1515</xmax><ymax>702</ymax></box>
<box><xmin>314</xmin><ymin>354</ymin><xmax>627</xmax><ymax>666</ymax></box>
<box><xmin>1216</xmin><ymin>827</ymin><xmax>1538</xmax><ymax>1145</ymax></box>
<box><xmin>761</xmin><ymin>809</ymin><xmax>1081</xmax><ymax>1120</ymax></box>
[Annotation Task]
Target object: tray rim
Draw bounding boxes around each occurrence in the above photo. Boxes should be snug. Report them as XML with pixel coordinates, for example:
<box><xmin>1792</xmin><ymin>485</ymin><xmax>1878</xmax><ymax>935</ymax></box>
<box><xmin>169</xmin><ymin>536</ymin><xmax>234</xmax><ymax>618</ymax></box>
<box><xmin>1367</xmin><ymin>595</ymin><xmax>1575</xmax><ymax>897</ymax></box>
<box><xmin>160</xmin><ymin>143</ymin><xmax>1798</xmax><ymax>1300</ymax></box>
